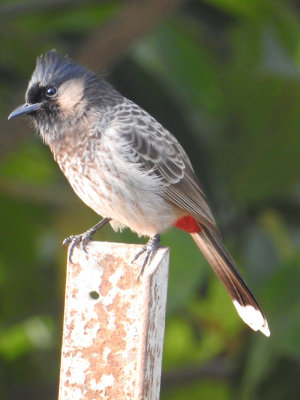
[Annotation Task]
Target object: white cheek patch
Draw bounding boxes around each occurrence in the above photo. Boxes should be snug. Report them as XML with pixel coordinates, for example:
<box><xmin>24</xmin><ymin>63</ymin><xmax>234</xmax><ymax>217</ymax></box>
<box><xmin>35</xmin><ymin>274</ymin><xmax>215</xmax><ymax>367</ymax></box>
<box><xmin>58</xmin><ymin>78</ymin><xmax>85</xmax><ymax>114</ymax></box>
<box><xmin>233</xmin><ymin>300</ymin><xmax>270</xmax><ymax>337</ymax></box>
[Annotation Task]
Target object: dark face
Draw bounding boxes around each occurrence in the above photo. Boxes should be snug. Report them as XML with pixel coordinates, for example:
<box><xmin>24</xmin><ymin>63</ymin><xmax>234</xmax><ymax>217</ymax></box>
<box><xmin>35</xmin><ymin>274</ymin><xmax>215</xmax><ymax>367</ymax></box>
<box><xmin>8</xmin><ymin>50</ymin><xmax>123</xmax><ymax>143</ymax></box>
<box><xmin>27</xmin><ymin>83</ymin><xmax>58</xmax><ymax>109</ymax></box>
<box><xmin>9</xmin><ymin>78</ymin><xmax>87</xmax><ymax>144</ymax></box>
<box><xmin>24</xmin><ymin>82</ymin><xmax>59</xmax><ymax>120</ymax></box>
<box><xmin>8</xmin><ymin>51</ymin><xmax>89</xmax><ymax>142</ymax></box>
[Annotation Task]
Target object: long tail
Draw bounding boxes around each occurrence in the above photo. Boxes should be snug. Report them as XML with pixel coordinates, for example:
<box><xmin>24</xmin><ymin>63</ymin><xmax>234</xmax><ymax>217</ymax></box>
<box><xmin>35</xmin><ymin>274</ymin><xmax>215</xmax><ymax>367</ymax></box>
<box><xmin>191</xmin><ymin>227</ymin><xmax>270</xmax><ymax>337</ymax></box>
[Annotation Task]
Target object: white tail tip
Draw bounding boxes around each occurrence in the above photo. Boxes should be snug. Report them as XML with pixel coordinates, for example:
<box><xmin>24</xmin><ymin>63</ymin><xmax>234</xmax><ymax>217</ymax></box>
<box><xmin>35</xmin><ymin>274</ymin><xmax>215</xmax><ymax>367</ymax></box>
<box><xmin>233</xmin><ymin>301</ymin><xmax>270</xmax><ymax>337</ymax></box>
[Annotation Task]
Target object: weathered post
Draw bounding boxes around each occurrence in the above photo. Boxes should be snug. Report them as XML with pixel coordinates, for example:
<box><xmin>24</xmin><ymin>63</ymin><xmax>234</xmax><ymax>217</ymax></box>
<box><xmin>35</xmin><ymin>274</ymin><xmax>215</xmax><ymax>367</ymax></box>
<box><xmin>59</xmin><ymin>241</ymin><xmax>169</xmax><ymax>400</ymax></box>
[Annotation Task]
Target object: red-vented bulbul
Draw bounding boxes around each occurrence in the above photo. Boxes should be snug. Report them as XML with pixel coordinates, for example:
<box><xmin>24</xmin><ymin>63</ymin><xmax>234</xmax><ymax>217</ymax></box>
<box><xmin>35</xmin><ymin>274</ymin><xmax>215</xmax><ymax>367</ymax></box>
<box><xmin>9</xmin><ymin>50</ymin><xmax>270</xmax><ymax>336</ymax></box>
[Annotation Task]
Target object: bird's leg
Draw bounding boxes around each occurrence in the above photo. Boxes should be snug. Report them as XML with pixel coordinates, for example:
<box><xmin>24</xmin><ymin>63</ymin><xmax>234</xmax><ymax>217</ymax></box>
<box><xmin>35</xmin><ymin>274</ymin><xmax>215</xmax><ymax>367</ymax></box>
<box><xmin>63</xmin><ymin>217</ymin><xmax>112</xmax><ymax>262</ymax></box>
<box><xmin>132</xmin><ymin>234</ymin><xmax>161</xmax><ymax>280</ymax></box>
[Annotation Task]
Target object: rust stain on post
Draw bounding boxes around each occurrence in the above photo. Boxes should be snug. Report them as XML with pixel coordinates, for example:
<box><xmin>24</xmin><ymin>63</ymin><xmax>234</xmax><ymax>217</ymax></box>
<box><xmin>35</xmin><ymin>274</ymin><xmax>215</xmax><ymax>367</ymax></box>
<box><xmin>59</xmin><ymin>242</ymin><xmax>169</xmax><ymax>400</ymax></box>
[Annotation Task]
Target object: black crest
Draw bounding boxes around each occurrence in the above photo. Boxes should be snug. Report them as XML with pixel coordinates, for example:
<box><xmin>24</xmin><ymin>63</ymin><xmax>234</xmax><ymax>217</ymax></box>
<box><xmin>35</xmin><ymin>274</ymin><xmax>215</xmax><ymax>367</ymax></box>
<box><xmin>29</xmin><ymin>50</ymin><xmax>89</xmax><ymax>88</ymax></box>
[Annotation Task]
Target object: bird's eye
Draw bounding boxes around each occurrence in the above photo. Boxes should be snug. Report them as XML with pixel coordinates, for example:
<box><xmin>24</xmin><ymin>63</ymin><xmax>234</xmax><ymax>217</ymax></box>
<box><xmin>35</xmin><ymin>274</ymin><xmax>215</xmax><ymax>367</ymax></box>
<box><xmin>45</xmin><ymin>86</ymin><xmax>57</xmax><ymax>97</ymax></box>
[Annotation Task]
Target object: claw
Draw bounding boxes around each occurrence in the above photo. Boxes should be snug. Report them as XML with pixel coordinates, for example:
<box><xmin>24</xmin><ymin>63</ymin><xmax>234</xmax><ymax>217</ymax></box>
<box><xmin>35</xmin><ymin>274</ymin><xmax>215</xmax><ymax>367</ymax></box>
<box><xmin>132</xmin><ymin>234</ymin><xmax>160</xmax><ymax>280</ymax></box>
<box><xmin>62</xmin><ymin>217</ymin><xmax>112</xmax><ymax>263</ymax></box>
<box><xmin>63</xmin><ymin>232</ymin><xmax>92</xmax><ymax>262</ymax></box>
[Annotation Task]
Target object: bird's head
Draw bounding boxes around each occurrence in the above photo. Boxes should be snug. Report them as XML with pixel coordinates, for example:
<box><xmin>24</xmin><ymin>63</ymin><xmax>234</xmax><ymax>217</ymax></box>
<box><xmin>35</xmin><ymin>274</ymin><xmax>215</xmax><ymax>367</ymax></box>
<box><xmin>8</xmin><ymin>50</ymin><xmax>121</xmax><ymax>143</ymax></box>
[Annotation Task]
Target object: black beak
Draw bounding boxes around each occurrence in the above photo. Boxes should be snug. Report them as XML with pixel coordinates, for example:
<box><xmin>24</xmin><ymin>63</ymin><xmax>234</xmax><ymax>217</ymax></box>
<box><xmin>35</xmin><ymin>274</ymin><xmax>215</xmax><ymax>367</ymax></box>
<box><xmin>8</xmin><ymin>103</ymin><xmax>41</xmax><ymax>120</ymax></box>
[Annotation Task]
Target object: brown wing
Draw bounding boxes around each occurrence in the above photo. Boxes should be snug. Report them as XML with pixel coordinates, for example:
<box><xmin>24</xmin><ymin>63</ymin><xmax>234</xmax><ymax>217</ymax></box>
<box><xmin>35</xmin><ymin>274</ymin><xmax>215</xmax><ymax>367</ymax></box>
<box><xmin>113</xmin><ymin>99</ymin><xmax>219</xmax><ymax>235</ymax></box>
<box><xmin>111</xmin><ymin>99</ymin><xmax>270</xmax><ymax>336</ymax></box>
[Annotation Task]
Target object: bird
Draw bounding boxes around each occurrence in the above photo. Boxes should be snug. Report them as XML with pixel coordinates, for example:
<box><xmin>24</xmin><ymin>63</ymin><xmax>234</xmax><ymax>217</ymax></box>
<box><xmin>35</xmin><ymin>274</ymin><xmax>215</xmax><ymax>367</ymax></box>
<box><xmin>8</xmin><ymin>50</ymin><xmax>270</xmax><ymax>337</ymax></box>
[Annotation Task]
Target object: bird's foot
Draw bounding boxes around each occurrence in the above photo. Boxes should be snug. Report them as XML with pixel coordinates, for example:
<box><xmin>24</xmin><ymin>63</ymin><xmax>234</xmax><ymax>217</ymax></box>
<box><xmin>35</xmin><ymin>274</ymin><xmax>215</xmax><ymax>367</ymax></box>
<box><xmin>132</xmin><ymin>234</ymin><xmax>160</xmax><ymax>280</ymax></box>
<box><xmin>63</xmin><ymin>231</ymin><xmax>93</xmax><ymax>262</ymax></box>
<box><xmin>62</xmin><ymin>217</ymin><xmax>111</xmax><ymax>262</ymax></box>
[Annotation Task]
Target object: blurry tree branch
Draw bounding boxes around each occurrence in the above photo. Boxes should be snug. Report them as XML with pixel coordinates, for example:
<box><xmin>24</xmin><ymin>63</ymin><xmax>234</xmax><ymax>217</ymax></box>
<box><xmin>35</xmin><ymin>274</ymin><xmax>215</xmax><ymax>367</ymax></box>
<box><xmin>0</xmin><ymin>0</ymin><xmax>186</xmax><ymax>160</ymax></box>
<box><xmin>0</xmin><ymin>177</ymin><xmax>75</xmax><ymax>206</ymax></box>
<box><xmin>0</xmin><ymin>0</ymin><xmax>107</xmax><ymax>20</ymax></box>
<box><xmin>161</xmin><ymin>357</ymin><xmax>233</xmax><ymax>390</ymax></box>
<box><xmin>75</xmin><ymin>0</ymin><xmax>186</xmax><ymax>70</ymax></box>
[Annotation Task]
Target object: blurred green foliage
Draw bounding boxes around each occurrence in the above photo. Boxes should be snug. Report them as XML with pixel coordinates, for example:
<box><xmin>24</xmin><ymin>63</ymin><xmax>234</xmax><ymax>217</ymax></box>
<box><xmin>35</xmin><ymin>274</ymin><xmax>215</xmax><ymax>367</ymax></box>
<box><xmin>0</xmin><ymin>0</ymin><xmax>299</xmax><ymax>399</ymax></box>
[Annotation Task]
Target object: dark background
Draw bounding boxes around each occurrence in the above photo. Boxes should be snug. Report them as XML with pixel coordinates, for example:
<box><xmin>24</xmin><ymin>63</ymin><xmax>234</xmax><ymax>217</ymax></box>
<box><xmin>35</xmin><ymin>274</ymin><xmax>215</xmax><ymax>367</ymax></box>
<box><xmin>0</xmin><ymin>0</ymin><xmax>300</xmax><ymax>399</ymax></box>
